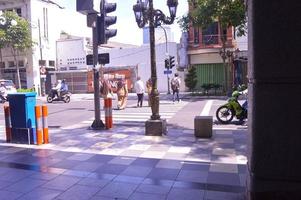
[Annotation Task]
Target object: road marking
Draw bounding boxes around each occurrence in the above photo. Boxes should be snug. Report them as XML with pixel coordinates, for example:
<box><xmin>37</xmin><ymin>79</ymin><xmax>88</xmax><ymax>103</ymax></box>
<box><xmin>79</xmin><ymin>101</ymin><xmax>188</xmax><ymax>126</ymax></box>
<box><xmin>200</xmin><ymin>100</ymin><xmax>213</xmax><ymax>116</ymax></box>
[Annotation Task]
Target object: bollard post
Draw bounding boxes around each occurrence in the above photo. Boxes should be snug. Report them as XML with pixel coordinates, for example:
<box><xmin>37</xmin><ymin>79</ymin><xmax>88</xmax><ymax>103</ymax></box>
<box><xmin>108</xmin><ymin>98</ymin><xmax>113</xmax><ymax>128</ymax></box>
<box><xmin>104</xmin><ymin>98</ymin><xmax>113</xmax><ymax>129</ymax></box>
<box><xmin>41</xmin><ymin>105</ymin><xmax>49</xmax><ymax>144</ymax></box>
<box><xmin>104</xmin><ymin>98</ymin><xmax>109</xmax><ymax>129</ymax></box>
<box><xmin>4</xmin><ymin>105</ymin><xmax>11</xmax><ymax>142</ymax></box>
<box><xmin>35</xmin><ymin>105</ymin><xmax>43</xmax><ymax>145</ymax></box>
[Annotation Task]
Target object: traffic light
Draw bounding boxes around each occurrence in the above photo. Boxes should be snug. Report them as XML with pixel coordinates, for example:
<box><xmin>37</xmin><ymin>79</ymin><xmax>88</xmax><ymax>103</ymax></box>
<box><xmin>169</xmin><ymin>56</ymin><xmax>175</xmax><ymax>69</ymax></box>
<box><xmin>98</xmin><ymin>0</ymin><xmax>117</xmax><ymax>45</ymax></box>
<box><xmin>165</xmin><ymin>58</ymin><xmax>170</xmax><ymax>69</ymax></box>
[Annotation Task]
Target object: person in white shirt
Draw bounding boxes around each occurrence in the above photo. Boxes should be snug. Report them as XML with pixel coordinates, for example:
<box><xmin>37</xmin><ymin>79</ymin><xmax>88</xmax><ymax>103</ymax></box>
<box><xmin>0</xmin><ymin>82</ymin><xmax>7</xmax><ymax>101</ymax></box>
<box><xmin>51</xmin><ymin>80</ymin><xmax>61</xmax><ymax>98</ymax></box>
<box><xmin>134</xmin><ymin>76</ymin><xmax>145</xmax><ymax>107</ymax></box>
<box><xmin>171</xmin><ymin>73</ymin><xmax>181</xmax><ymax>102</ymax></box>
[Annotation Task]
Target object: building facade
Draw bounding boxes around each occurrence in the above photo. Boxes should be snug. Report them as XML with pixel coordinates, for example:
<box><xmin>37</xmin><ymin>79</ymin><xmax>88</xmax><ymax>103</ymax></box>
<box><xmin>0</xmin><ymin>0</ymin><xmax>86</xmax><ymax>94</ymax></box>
<box><xmin>186</xmin><ymin>2</ymin><xmax>248</xmax><ymax>93</ymax></box>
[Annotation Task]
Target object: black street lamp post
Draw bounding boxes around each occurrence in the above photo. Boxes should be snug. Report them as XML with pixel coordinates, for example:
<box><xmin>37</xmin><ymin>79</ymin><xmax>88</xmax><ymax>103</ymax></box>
<box><xmin>133</xmin><ymin>0</ymin><xmax>178</xmax><ymax>136</ymax></box>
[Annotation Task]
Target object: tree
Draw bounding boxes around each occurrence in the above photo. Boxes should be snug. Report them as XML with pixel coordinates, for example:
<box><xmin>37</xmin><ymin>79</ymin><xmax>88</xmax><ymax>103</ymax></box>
<box><xmin>2</xmin><ymin>11</ymin><xmax>33</xmax><ymax>89</ymax></box>
<box><xmin>0</xmin><ymin>29</ymin><xmax>5</xmax><ymax>63</ymax></box>
<box><xmin>185</xmin><ymin>66</ymin><xmax>198</xmax><ymax>91</ymax></box>
<box><xmin>179</xmin><ymin>0</ymin><xmax>247</xmax><ymax>93</ymax></box>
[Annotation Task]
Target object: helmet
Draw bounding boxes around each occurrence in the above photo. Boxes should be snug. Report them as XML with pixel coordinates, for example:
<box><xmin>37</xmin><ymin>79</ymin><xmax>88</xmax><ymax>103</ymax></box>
<box><xmin>232</xmin><ymin>91</ymin><xmax>240</xmax><ymax>98</ymax></box>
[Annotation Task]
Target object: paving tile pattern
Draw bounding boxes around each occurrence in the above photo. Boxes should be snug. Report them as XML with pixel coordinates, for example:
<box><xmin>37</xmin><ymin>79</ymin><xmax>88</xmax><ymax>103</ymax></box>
<box><xmin>0</xmin><ymin>100</ymin><xmax>247</xmax><ymax>200</ymax></box>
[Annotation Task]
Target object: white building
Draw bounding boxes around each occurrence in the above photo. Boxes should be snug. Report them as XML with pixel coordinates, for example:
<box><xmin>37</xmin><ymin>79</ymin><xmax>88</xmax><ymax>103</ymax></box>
<box><xmin>100</xmin><ymin>41</ymin><xmax>179</xmax><ymax>92</ymax></box>
<box><xmin>143</xmin><ymin>26</ymin><xmax>174</xmax><ymax>44</ymax></box>
<box><xmin>56</xmin><ymin>34</ymin><xmax>92</xmax><ymax>72</ymax></box>
<box><xmin>0</xmin><ymin>0</ymin><xmax>88</xmax><ymax>94</ymax></box>
<box><xmin>55</xmin><ymin>33</ymin><xmax>179</xmax><ymax>92</ymax></box>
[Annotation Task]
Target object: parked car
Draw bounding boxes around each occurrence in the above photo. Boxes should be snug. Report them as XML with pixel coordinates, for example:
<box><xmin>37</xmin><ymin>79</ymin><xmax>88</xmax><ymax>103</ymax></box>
<box><xmin>0</xmin><ymin>79</ymin><xmax>17</xmax><ymax>94</ymax></box>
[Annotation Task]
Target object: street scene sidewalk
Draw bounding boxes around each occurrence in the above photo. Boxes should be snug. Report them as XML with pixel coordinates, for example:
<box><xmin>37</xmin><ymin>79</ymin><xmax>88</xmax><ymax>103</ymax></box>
<box><xmin>0</xmin><ymin>98</ymin><xmax>247</xmax><ymax>200</ymax></box>
<box><xmin>37</xmin><ymin>92</ymin><xmax>228</xmax><ymax>102</ymax></box>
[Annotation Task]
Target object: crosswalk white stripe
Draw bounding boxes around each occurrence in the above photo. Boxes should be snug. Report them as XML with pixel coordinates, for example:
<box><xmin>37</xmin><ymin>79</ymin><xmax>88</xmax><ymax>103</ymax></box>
<box><xmin>113</xmin><ymin>112</ymin><xmax>174</xmax><ymax>116</ymax></box>
<box><xmin>77</xmin><ymin>101</ymin><xmax>187</xmax><ymax>126</ymax></box>
<box><xmin>200</xmin><ymin>100</ymin><xmax>213</xmax><ymax>116</ymax></box>
<box><xmin>106</xmin><ymin>115</ymin><xmax>172</xmax><ymax>119</ymax></box>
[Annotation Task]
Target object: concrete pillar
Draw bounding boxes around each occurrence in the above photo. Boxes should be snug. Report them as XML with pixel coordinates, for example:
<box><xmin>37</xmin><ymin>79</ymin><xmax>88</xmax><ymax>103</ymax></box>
<box><xmin>247</xmin><ymin>0</ymin><xmax>301</xmax><ymax>199</ymax></box>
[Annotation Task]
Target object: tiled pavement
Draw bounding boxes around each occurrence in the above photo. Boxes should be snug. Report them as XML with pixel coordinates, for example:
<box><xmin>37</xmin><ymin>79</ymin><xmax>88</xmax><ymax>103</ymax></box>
<box><xmin>0</xmin><ymin>100</ymin><xmax>248</xmax><ymax>200</ymax></box>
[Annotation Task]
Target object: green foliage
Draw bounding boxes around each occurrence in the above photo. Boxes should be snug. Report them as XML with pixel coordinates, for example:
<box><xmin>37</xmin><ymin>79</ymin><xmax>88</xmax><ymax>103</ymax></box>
<box><xmin>3</xmin><ymin>11</ymin><xmax>32</xmax><ymax>51</ymax></box>
<box><xmin>185</xmin><ymin>66</ymin><xmax>198</xmax><ymax>91</ymax></box>
<box><xmin>177</xmin><ymin>15</ymin><xmax>190</xmax><ymax>33</ymax></box>
<box><xmin>17</xmin><ymin>88</ymin><xmax>35</xmax><ymax>92</ymax></box>
<box><xmin>0</xmin><ymin>11</ymin><xmax>34</xmax><ymax>88</ymax></box>
<box><xmin>201</xmin><ymin>83</ymin><xmax>222</xmax><ymax>95</ymax></box>
<box><xmin>189</xmin><ymin>0</ymin><xmax>247</xmax><ymax>36</ymax></box>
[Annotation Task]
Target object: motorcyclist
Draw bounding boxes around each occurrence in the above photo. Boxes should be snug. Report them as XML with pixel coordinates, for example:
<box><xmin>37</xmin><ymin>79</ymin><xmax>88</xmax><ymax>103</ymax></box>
<box><xmin>51</xmin><ymin>80</ymin><xmax>62</xmax><ymax>99</ymax></box>
<box><xmin>59</xmin><ymin>79</ymin><xmax>68</xmax><ymax>98</ymax></box>
<box><xmin>0</xmin><ymin>82</ymin><xmax>7</xmax><ymax>101</ymax></box>
<box><xmin>230</xmin><ymin>85</ymin><xmax>248</xmax><ymax>119</ymax></box>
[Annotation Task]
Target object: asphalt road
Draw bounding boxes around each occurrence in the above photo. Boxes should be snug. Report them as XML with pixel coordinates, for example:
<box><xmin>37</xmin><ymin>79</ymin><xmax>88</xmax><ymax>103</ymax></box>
<box><xmin>0</xmin><ymin>96</ymin><xmax>247</xmax><ymax>135</ymax></box>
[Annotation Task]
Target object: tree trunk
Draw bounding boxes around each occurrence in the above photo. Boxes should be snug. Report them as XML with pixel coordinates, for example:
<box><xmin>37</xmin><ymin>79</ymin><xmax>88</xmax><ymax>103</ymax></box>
<box><xmin>12</xmin><ymin>48</ymin><xmax>21</xmax><ymax>89</ymax></box>
<box><xmin>0</xmin><ymin>48</ymin><xmax>2</xmax><ymax>62</ymax></box>
<box><xmin>219</xmin><ymin>24</ymin><xmax>230</xmax><ymax>95</ymax></box>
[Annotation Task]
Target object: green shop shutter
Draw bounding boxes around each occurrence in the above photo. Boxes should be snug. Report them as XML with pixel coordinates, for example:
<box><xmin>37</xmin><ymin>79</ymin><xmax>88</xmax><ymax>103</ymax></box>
<box><xmin>194</xmin><ymin>63</ymin><xmax>224</xmax><ymax>89</ymax></box>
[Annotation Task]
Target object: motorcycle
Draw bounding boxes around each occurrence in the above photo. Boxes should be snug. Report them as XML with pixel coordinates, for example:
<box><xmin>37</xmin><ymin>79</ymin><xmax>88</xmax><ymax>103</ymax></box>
<box><xmin>216</xmin><ymin>87</ymin><xmax>248</xmax><ymax>124</ymax></box>
<box><xmin>47</xmin><ymin>90</ymin><xmax>71</xmax><ymax>103</ymax></box>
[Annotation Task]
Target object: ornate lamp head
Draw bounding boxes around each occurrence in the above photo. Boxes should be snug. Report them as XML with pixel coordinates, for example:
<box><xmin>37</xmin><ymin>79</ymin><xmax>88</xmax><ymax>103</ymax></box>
<box><xmin>141</xmin><ymin>0</ymin><xmax>149</xmax><ymax>10</ymax></box>
<box><xmin>167</xmin><ymin>0</ymin><xmax>178</xmax><ymax>18</ymax></box>
<box><xmin>133</xmin><ymin>1</ymin><xmax>143</xmax><ymax>24</ymax></box>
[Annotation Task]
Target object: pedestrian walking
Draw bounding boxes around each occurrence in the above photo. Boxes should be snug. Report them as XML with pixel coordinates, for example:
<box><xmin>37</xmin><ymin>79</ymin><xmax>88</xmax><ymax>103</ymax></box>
<box><xmin>135</xmin><ymin>76</ymin><xmax>145</xmax><ymax>107</ymax></box>
<box><xmin>146</xmin><ymin>78</ymin><xmax>152</xmax><ymax>107</ymax></box>
<box><xmin>170</xmin><ymin>73</ymin><xmax>181</xmax><ymax>102</ymax></box>
<box><xmin>116</xmin><ymin>78</ymin><xmax>128</xmax><ymax>110</ymax></box>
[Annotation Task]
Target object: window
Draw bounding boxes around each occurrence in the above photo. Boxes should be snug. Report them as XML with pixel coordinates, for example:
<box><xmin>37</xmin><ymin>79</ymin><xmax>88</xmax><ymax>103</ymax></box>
<box><xmin>18</xmin><ymin>60</ymin><xmax>24</xmax><ymax>67</ymax></box>
<box><xmin>39</xmin><ymin>60</ymin><xmax>46</xmax><ymax>66</ymax></box>
<box><xmin>16</xmin><ymin>8</ymin><xmax>22</xmax><ymax>17</ymax></box>
<box><xmin>49</xmin><ymin>60</ymin><xmax>55</xmax><ymax>66</ymax></box>
<box><xmin>202</xmin><ymin>22</ymin><xmax>219</xmax><ymax>45</ymax></box>
<box><xmin>43</xmin><ymin>8</ymin><xmax>48</xmax><ymax>39</ymax></box>
<box><xmin>194</xmin><ymin>28</ymin><xmax>199</xmax><ymax>44</ymax></box>
<box><xmin>8</xmin><ymin>61</ymin><xmax>15</xmax><ymax>68</ymax></box>
<box><xmin>0</xmin><ymin>62</ymin><xmax>5</xmax><ymax>68</ymax></box>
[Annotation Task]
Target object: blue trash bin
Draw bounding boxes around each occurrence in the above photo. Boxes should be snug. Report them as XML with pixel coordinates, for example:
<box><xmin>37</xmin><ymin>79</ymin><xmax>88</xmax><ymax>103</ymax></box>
<box><xmin>8</xmin><ymin>92</ymin><xmax>37</xmax><ymax>144</ymax></box>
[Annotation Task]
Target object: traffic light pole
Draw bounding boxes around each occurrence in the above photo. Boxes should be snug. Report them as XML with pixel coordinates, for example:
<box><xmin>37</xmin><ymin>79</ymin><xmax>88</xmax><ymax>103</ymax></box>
<box><xmin>91</xmin><ymin>14</ymin><xmax>105</xmax><ymax>130</ymax></box>
<box><xmin>160</xmin><ymin>25</ymin><xmax>170</xmax><ymax>95</ymax></box>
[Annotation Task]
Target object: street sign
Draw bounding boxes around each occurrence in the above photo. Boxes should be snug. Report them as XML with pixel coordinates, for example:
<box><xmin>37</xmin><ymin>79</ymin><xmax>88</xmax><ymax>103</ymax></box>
<box><xmin>40</xmin><ymin>66</ymin><xmax>46</xmax><ymax>74</ymax></box>
<box><xmin>86</xmin><ymin>53</ymin><xmax>110</xmax><ymax>65</ymax></box>
<box><xmin>164</xmin><ymin>70</ymin><xmax>172</xmax><ymax>75</ymax></box>
<box><xmin>98</xmin><ymin>53</ymin><xmax>110</xmax><ymax>64</ymax></box>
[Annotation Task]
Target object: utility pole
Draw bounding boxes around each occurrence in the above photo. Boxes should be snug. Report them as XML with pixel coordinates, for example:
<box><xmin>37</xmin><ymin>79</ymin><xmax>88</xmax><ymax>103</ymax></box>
<box><xmin>91</xmin><ymin>13</ymin><xmax>105</xmax><ymax>129</ymax></box>
<box><xmin>160</xmin><ymin>25</ymin><xmax>171</xmax><ymax>94</ymax></box>
<box><xmin>76</xmin><ymin>0</ymin><xmax>116</xmax><ymax>130</ymax></box>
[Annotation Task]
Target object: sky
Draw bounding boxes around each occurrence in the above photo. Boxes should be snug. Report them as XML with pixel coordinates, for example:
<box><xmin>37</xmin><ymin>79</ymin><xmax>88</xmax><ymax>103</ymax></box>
<box><xmin>55</xmin><ymin>0</ymin><xmax>188</xmax><ymax>45</ymax></box>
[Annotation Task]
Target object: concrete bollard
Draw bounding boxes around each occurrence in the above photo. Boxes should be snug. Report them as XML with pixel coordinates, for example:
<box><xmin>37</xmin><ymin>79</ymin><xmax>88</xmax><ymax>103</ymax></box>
<box><xmin>35</xmin><ymin>105</ymin><xmax>43</xmax><ymax>145</ymax></box>
<box><xmin>42</xmin><ymin>105</ymin><xmax>49</xmax><ymax>144</ymax></box>
<box><xmin>194</xmin><ymin>116</ymin><xmax>213</xmax><ymax>138</ymax></box>
<box><xmin>4</xmin><ymin>105</ymin><xmax>11</xmax><ymax>142</ymax></box>
<box><xmin>104</xmin><ymin>98</ymin><xmax>113</xmax><ymax>129</ymax></box>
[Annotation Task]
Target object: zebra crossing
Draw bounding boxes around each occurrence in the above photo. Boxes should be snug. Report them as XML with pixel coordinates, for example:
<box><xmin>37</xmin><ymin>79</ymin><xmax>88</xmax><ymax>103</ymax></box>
<box><xmin>81</xmin><ymin>100</ymin><xmax>188</xmax><ymax>126</ymax></box>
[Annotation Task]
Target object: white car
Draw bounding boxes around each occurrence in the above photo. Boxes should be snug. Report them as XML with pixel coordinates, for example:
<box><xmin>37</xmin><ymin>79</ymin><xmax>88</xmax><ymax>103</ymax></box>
<box><xmin>0</xmin><ymin>79</ymin><xmax>17</xmax><ymax>94</ymax></box>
